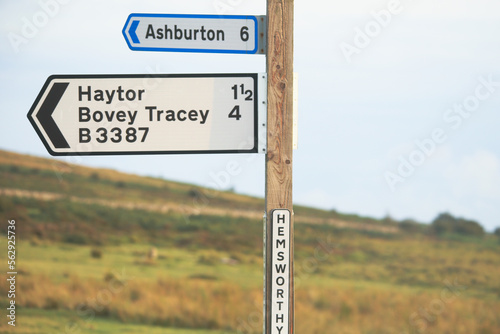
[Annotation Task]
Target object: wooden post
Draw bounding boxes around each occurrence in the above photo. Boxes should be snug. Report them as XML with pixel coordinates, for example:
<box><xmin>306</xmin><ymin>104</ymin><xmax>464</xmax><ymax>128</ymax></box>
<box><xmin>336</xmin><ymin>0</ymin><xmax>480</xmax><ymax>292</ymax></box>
<box><xmin>264</xmin><ymin>0</ymin><xmax>294</xmax><ymax>333</ymax></box>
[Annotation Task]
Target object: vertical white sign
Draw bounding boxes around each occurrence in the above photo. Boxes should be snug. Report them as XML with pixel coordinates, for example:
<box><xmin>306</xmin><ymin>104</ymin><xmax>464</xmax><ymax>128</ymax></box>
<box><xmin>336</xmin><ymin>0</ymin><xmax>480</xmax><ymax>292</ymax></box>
<box><xmin>271</xmin><ymin>209</ymin><xmax>290</xmax><ymax>334</ymax></box>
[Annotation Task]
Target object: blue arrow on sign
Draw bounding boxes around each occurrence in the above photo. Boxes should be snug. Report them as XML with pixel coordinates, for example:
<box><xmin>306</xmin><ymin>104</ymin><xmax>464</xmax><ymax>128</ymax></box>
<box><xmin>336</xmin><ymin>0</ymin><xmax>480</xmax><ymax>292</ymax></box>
<box><xmin>128</xmin><ymin>20</ymin><xmax>140</xmax><ymax>44</ymax></box>
<box><xmin>122</xmin><ymin>13</ymin><xmax>265</xmax><ymax>54</ymax></box>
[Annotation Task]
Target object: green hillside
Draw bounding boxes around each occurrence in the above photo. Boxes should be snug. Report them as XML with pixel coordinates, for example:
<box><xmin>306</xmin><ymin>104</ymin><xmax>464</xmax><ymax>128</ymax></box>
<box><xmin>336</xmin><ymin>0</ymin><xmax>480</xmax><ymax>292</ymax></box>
<box><xmin>0</xmin><ymin>149</ymin><xmax>499</xmax><ymax>334</ymax></box>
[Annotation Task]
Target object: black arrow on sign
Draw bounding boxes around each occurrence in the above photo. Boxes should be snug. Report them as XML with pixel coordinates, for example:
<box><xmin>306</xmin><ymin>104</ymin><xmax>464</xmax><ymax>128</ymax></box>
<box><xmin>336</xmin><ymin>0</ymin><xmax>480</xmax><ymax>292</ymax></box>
<box><xmin>35</xmin><ymin>82</ymin><xmax>70</xmax><ymax>149</ymax></box>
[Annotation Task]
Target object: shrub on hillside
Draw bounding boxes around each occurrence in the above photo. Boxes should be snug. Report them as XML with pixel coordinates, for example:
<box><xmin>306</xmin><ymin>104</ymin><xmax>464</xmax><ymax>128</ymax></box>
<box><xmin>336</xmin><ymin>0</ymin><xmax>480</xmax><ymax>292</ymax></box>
<box><xmin>64</xmin><ymin>233</ymin><xmax>89</xmax><ymax>245</ymax></box>
<box><xmin>494</xmin><ymin>227</ymin><xmax>500</xmax><ymax>238</ymax></box>
<box><xmin>188</xmin><ymin>188</ymin><xmax>202</xmax><ymax>199</ymax></box>
<box><xmin>399</xmin><ymin>219</ymin><xmax>425</xmax><ymax>233</ymax></box>
<box><xmin>431</xmin><ymin>212</ymin><xmax>484</xmax><ymax>237</ymax></box>
<box><xmin>90</xmin><ymin>248</ymin><xmax>103</xmax><ymax>259</ymax></box>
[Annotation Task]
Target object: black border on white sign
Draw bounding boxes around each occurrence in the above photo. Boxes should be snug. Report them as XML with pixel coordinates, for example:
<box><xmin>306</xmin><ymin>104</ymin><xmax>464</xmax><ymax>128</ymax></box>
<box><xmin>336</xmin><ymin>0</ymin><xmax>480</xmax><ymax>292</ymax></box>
<box><xmin>27</xmin><ymin>73</ymin><xmax>261</xmax><ymax>156</ymax></box>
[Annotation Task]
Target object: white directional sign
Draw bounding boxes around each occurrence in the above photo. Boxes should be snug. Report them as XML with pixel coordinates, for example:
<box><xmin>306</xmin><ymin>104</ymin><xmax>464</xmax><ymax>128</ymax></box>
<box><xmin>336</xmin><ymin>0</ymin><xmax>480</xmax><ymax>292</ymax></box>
<box><xmin>28</xmin><ymin>74</ymin><xmax>267</xmax><ymax>156</ymax></box>
<box><xmin>271</xmin><ymin>209</ymin><xmax>291</xmax><ymax>334</ymax></box>
<box><xmin>122</xmin><ymin>14</ymin><xmax>266</xmax><ymax>54</ymax></box>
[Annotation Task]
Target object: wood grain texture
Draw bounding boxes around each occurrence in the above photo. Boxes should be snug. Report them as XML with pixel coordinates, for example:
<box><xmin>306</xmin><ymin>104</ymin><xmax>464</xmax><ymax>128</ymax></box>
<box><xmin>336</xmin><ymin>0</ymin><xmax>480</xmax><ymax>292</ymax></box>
<box><xmin>265</xmin><ymin>0</ymin><xmax>294</xmax><ymax>333</ymax></box>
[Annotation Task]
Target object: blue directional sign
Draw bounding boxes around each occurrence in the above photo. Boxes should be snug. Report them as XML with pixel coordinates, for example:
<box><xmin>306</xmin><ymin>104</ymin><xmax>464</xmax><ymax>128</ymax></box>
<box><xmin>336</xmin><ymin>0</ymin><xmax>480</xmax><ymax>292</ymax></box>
<box><xmin>123</xmin><ymin>14</ymin><xmax>266</xmax><ymax>54</ymax></box>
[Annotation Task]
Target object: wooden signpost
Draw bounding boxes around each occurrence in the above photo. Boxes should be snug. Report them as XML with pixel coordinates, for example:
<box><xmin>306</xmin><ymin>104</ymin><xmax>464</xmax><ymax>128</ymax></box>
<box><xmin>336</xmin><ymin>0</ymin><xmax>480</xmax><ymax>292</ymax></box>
<box><xmin>264</xmin><ymin>1</ymin><xmax>294</xmax><ymax>333</ymax></box>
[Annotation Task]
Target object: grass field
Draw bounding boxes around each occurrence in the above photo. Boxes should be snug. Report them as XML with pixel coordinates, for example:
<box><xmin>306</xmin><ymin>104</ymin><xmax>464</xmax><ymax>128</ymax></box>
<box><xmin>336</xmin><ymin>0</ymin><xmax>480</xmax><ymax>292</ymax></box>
<box><xmin>1</xmin><ymin>238</ymin><xmax>499</xmax><ymax>333</ymax></box>
<box><xmin>1</xmin><ymin>150</ymin><xmax>500</xmax><ymax>333</ymax></box>
<box><xmin>0</xmin><ymin>308</ymin><xmax>233</xmax><ymax>334</ymax></box>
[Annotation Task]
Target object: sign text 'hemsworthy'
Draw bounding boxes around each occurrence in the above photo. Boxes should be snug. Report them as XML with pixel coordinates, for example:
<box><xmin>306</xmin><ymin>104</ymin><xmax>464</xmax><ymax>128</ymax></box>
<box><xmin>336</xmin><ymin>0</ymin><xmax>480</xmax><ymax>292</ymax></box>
<box><xmin>271</xmin><ymin>209</ymin><xmax>291</xmax><ymax>334</ymax></box>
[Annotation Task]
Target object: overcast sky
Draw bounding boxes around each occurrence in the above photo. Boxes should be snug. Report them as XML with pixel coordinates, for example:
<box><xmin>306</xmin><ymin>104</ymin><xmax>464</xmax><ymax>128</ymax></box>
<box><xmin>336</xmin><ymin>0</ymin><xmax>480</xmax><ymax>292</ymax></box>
<box><xmin>1</xmin><ymin>0</ymin><xmax>499</xmax><ymax>231</ymax></box>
